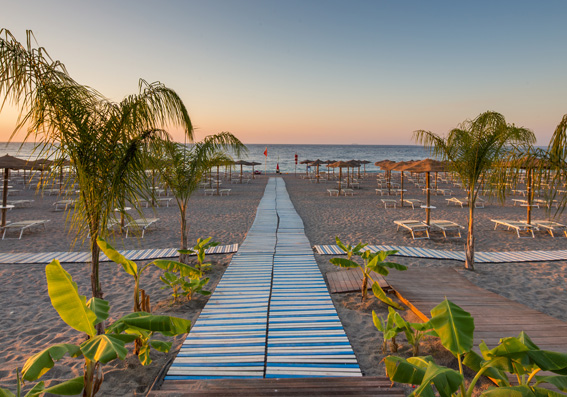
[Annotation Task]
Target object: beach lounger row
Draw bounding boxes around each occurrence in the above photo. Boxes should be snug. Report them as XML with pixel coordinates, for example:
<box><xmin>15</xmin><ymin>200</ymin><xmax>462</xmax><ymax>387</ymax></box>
<box><xmin>1</xmin><ymin>219</ymin><xmax>50</xmax><ymax>240</ymax></box>
<box><xmin>491</xmin><ymin>219</ymin><xmax>567</xmax><ymax>238</ymax></box>
<box><xmin>394</xmin><ymin>219</ymin><xmax>464</xmax><ymax>239</ymax></box>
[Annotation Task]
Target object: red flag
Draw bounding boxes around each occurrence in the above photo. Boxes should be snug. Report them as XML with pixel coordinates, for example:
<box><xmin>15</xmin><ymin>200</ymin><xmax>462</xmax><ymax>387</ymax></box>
<box><xmin>264</xmin><ymin>147</ymin><xmax>268</xmax><ymax>157</ymax></box>
<box><xmin>295</xmin><ymin>153</ymin><xmax>298</xmax><ymax>164</ymax></box>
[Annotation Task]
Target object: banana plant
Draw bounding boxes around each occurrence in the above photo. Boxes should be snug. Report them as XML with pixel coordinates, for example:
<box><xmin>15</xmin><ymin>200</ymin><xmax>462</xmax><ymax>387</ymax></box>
<box><xmin>393</xmin><ymin>311</ymin><xmax>437</xmax><ymax>356</ymax></box>
<box><xmin>330</xmin><ymin>237</ymin><xmax>406</xmax><ymax>308</ymax></box>
<box><xmin>373</xmin><ymin>307</ymin><xmax>402</xmax><ymax>353</ymax></box>
<box><xmin>97</xmin><ymin>237</ymin><xmax>200</xmax><ymax>311</ymax></box>
<box><xmin>384</xmin><ymin>299</ymin><xmax>567</xmax><ymax>396</ymax></box>
<box><xmin>182</xmin><ymin>277</ymin><xmax>211</xmax><ymax>301</ymax></box>
<box><xmin>6</xmin><ymin>260</ymin><xmax>192</xmax><ymax>397</ymax></box>
<box><xmin>178</xmin><ymin>237</ymin><xmax>219</xmax><ymax>273</ymax></box>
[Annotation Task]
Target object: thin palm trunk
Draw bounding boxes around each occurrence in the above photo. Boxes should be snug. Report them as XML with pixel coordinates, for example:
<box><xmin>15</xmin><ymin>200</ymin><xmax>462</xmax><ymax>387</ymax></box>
<box><xmin>179</xmin><ymin>203</ymin><xmax>189</xmax><ymax>263</ymax></box>
<box><xmin>465</xmin><ymin>188</ymin><xmax>475</xmax><ymax>271</ymax></box>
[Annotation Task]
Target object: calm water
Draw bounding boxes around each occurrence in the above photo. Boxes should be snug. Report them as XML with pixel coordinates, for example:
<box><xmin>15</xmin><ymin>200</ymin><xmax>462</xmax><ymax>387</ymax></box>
<box><xmin>1</xmin><ymin>142</ymin><xmax>430</xmax><ymax>174</ymax></box>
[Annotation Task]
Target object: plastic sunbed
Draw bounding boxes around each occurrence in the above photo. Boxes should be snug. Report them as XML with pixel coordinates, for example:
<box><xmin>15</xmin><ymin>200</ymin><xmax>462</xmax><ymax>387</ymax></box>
<box><xmin>532</xmin><ymin>220</ymin><xmax>567</xmax><ymax>237</ymax></box>
<box><xmin>53</xmin><ymin>199</ymin><xmax>76</xmax><ymax>211</ymax></box>
<box><xmin>1</xmin><ymin>219</ymin><xmax>50</xmax><ymax>240</ymax></box>
<box><xmin>394</xmin><ymin>220</ymin><xmax>430</xmax><ymax>240</ymax></box>
<box><xmin>446</xmin><ymin>197</ymin><xmax>485</xmax><ymax>208</ymax></box>
<box><xmin>124</xmin><ymin>218</ymin><xmax>159</xmax><ymax>238</ymax></box>
<box><xmin>7</xmin><ymin>200</ymin><xmax>34</xmax><ymax>208</ymax></box>
<box><xmin>381</xmin><ymin>199</ymin><xmax>397</xmax><ymax>208</ymax></box>
<box><xmin>491</xmin><ymin>219</ymin><xmax>538</xmax><ymax>238</ymax></box>
<box><xmin>430</xmin><ymin>220</ymin><xmax>464</xmax><ymax>239</ymax></box>
<box><xmin>402</xmin><ymin>198</ymin><xmax>423</xmax><ymax>209</ymax></box>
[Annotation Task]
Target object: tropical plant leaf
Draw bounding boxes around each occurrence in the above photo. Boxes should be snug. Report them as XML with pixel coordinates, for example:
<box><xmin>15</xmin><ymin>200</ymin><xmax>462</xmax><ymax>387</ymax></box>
<box><xmin>462</xmin><ymin>350</ymin><xmax>510</xmax><ymax>387</ymax></box>
<box><xmin>42</xmin><ymin>376</ymin><xmax>85</xmax><ymax>396</ymax></box>
<box><xmin>138</xmin><ymin>342</ymin><xmax>152</xmax><ymax>366</ymax></box>
<box><xmin>329</xmin><ymin>258</ymin><xmax>359</xmax><ymax>268</ymax></box>
<box><xmin>414</xmin><ymin>361</ymin><xmax>463</xmax><ymax>397</ymax></box>
<box><xmin>534</xmin><ymin>375</ymin><xmax>567</xmax><ymax>392</ymax></box>
<box><xmin>150</xmin><ymin>340</ymin><xmax>172</xmax><ymax>353</ymax></box>
<box><xmin>45</xmin><ymin>260</ymin><xmax>97</xmax><ymax>336</ymax></box>
<box><xmin>80</xmin><ymin>334</ymin><xmax>129</xmax><ymax>364</ymax></box>
<box><xmin>0</xmin><ymin>387</ymin><xmax>16</xmax><ymax>397</ymax></box>
<box><xmin>384</xmin><ymin>356</ymin><xmax>430</xmax><ymax>391</ymax></box>
<box><xmin>429</xmin><ymin>299</ymin><xmax>474</xmax><ymax>355</ymax></box>
<box><xmin>86</xmin><ymin>297</ymin><xmax>110</xmax><ymax>325</ymax></box>
<box><xmin>481</xmin><ymin>385</ymin><xmax>559</xmax><ymax>396</ymax></box>
<box><xmin>372</xmin><ymin>310</ymin><xmax>386</xmax><ymax>332</ymax></box>
<box><xmin>153</xmin><ymin>259</ymin><xmax>201</xmax><ymax>278</ymax></box>
<box><xmin>22</xmin><ymin>344</ymin><xmax>82</xmax><ymax>381</ymax></box>
<box><xmin>97</xmin><ymin>237</ymin><xmax>137</xmax><ymax>276</ymax></box>
<box><xmin>372</xmin><ymin>282</ymin><xmax>404</xmax><ymax>310</ymax></box>
<box><xmin>110</xmin><ymin>312</ymin><xmax>191</xmax><ymax>336</ymax></box>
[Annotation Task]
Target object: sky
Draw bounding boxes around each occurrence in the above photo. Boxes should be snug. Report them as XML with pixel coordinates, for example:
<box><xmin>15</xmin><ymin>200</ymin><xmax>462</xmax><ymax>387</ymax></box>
<box><xmin>1</xmin><ymin>0</ymin><xmax>567</xmax><ymax>145</ymax></box>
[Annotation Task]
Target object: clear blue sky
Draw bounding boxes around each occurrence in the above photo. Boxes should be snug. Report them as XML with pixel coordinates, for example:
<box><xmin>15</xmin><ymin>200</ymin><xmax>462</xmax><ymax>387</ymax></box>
<box><xmin>1</xmin><ymin>0</ymin><xmax>566</xmax><ymax>144</ymax></box>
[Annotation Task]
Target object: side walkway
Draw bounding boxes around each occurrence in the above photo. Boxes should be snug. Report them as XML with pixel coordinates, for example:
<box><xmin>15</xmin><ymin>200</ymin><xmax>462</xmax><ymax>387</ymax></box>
<box><xmin>315</xmin><ymin>244</ymin><xmax>567</xmax><ymax>263</ymax></box>
<box><xmin>163</xmin><ymin>178</ymin><xmax>361</xmax><ymax>381</ymax></box>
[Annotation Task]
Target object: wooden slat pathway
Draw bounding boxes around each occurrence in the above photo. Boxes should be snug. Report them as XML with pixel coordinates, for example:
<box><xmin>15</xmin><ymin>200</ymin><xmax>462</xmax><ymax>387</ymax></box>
<box><xmin>326</xmin><ymin>269</ymin><xmax>391</xmax><ymax>294</ymax></box>
<box><xmin>151</xmin><ymin>376</ymin><xmax>404</xmax><ymax>396</ymax></box>
<box><xmin>152</xmin><ymin>178</ymin><xmax>401</xmax><ymax>395</ymax></box>
<box><xmin>387</xmin><ymin>268</ymin><xmax>567</xmax><ymax>352</ymax></box>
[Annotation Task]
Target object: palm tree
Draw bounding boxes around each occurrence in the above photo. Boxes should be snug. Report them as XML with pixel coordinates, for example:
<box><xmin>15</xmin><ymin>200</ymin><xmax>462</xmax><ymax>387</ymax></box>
<box><xmin>0</xmin><ymin>29</ymin><xmax>193</xmax><ymax>300</ymax></box>
<box><xmin>154</xmin><ymin>133</ymin><xmax>246</xmax><ymax>263</ymax></box>
<box><xmin>414</xmin><ymin>111</ymin><xmax>535</xmax><ymax>270</ymax></box>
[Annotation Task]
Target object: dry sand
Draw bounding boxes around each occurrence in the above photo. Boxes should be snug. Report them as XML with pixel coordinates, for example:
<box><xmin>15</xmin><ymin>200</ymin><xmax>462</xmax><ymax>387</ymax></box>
<box><xmin>1</xmin><ymin>172</ymin><xmax>566</xmax><ymax>395</ymax></box>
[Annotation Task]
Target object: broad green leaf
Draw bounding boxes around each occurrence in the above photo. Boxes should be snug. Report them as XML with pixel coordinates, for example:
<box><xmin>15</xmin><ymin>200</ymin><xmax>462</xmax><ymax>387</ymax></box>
<box><xmin>329</xmin><ymin>258</ymin><xmax>359</xmax><ymax>268</ymax></box>
<box><xmin>462</xmin><ymin>350</ymin><xmax>510</xmax><ymax>387</ymax></box>
<box><xmin>481</xmin><ymin>385</ymin><xmax>559</xmax><ymax>396</ymax></box>
<box><xmin>376</xmin><ymin>250</ymin><xmax>399</xmax><ymax>262</ymax></box>
<box><xmin>414</xmin><ymin>362</ymin><xmax>463</xmax><ymax>397</ymax></box>
<box><xmin>485</xmin><ymin>337</ymin><xmax>531</xmax><ymax>375</ymax></box>
<box><xmin>22</xmin><ymin>343</ymin><xmax>82</xmax><ymax>381</ymax></box>
<box><xmin>45</xmin><ymin>260</ymin><xmax>96</xmax><ymax>336</ymax></box>
<box><xmin>335</xmin><ymin>237</ymin><xmax>348</xmax><ymax>252</ymax></box>
<box><xmin>380</xmin><ymin>261</ymin><xmax>408</xmax><ymax>271</ymax></box>
<box><xmin>150</xmin><ymin>339</ymin><xmax>172</xmax><ymax>353</ymax></box>
<box><xmin>80</xmin><ymin>334</ymin><xmax>128</xmax><ymax>364</ymax></box>
<box><xmin>22</xmin><ymin>382</ymin><xmax>46</xmax><ymax>397</ymax></box>
<box><xmin>86</xmin><ymin>297</ymin><xmax>110</xmax><ymax>325</ymax></box>
<box><xmin>43</xmin><ymin>376</ymin><xmax>85</xmax><ymax>396</ymax></box>
<box><xmin>408</xmin><ymin>355</ymin><xmax>436</xmax><ymax>369</ymax></box>
<box><xmin>177</xmin><ymin>249</ymin><xmax>196</xmax><ymax>255</ymax></box>
<box><xmin>372</xmin><ymin>282</ymin><xmax>404</xmax><ymax>310</ymax></box>
<box><xmin>429</xmin><ymin>299</ymin><xmax>474</xmax><ymax>355</ymax></box>
<box><xmin>384</xmin><ymin>356</ymin><xmax>429</xmax><ymax>389</ymax></box>
<box><xmin>527</xmin><ymin>350</ymin><xmax>567</xmax><ymax>375</ymax></box>
<box><xmin>111</xmin><ymin>312</ymin><xmax>191</xmax><ymax>336</ymax></box>
<box><xmin>97</xmin><ymin>237</ymin><xmax>137</xmax><ymax>276</ymax></box>
<box><xmin>153</xmin><ymin>259</ymin><xmax>200</xmax><ymax>278</ymax></box>
<box><xmin>535</xmin><ymin>375</ymin><xmax>567</xmax><ymax>392</ymax></box>
<box><xmin>0</xmin><ymin>387</ymin><xmax>16</xmax><ymax>397</ymax></box>
<box><xmin>372</xmin><ymin>310</ymin><xmax>385</xmax><ymax>332</ymax></box>
<box><xmin>138</xmin><ymin>342</ymin><xmax>152</xmax><ymax>365</ymax></box>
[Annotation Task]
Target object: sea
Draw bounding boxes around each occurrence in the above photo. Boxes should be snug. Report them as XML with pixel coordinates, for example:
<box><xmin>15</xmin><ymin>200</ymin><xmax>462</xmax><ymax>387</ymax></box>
<box><xmin>1</xmin><ymin>142</ymin><xmax>430</xmax><ymax>174</ymax></box>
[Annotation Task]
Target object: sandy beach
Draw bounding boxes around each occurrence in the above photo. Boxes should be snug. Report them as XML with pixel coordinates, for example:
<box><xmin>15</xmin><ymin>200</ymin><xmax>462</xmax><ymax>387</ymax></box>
<box><xmin>1</xmin><ymin>172</ymin><xmax>566</xmax><ymax>395</ymax></box>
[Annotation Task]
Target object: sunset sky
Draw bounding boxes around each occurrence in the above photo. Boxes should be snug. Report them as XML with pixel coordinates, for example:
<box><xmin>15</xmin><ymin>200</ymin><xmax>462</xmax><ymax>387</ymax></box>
<box><xmin>1</xmin><ymin>0</ymin><xmax>566</xmax><ymax>145</ymax></box>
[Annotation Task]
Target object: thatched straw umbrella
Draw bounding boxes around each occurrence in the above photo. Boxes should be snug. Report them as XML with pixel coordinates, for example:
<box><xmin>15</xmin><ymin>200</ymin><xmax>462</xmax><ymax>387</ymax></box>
<box><xmin>249</xmin><ymin>161</ymin><xmax>262</xmax><ymax>179</ymax></box>
<box><xmin>358</xmin><ymin>160</ymin><xmax>371</xmax><ymax>177</ymax></box>
<box><xmin>310</xmin><ymin>159</ymin><xmax>325</xmax><ymax>183</ymax></box>
<box><xmin>300</xmin><ymin>159</ymin><xmax>313</xmax><ymax>177</ymax></box>
<box><xmin>391</xmin><ymin>161</ymin><xmax>416</xmax><ymax>207</ymax></box>
<box><xmin>0</xmin><ymin>155</ymin><xmax>34</xmax><ymax>227</ymax></box>
<box><xmin>375</xmin><ymin>160</ymin><xmax>398</xmax><ymax>194</ymax></box>
<box><xmin>234</xmin><ymin>160</ymin><xmax>250</xmax><ymax>184</ymax></box>
<box><xmin>330</xmin><ymin>161</ymin><xmax>351</xmax><ymax>194</ymax></box>
<box><xmin>403</xmin><ymin>159</ymin><xmax>447</xmax><ymax>224</ymax></box>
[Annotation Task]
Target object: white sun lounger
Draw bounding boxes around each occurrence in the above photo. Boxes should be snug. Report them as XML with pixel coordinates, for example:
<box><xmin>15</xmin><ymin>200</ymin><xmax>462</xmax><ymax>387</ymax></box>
<box><xmin>402</xmin><ymin>199</ymin><xmax>423</xmax><ymax>209</ymax></box>
<box><xmin>381</xmin><ymin>199</ymin><xmax>398</xmax><ymax>208</ymax></box>
<box><xmin>430</xmin><ymin>220</ymin><xmax>464</xmax><ymax>239</ymax></box>
<box><xmin>491</xmin><ymin>219</ymin><xmax>538</xmax><ymax>238</ymax></box>
<box><xmin>532</xmin><ymin>220</ymin><xmax>567</xmax><ymax>237</ymax></box>
<box><xmin>7</xmin><ymin>200</ymin><xmax>34</xmax><ymax>208</ymax></box>
<box><xmin>124</xmin><ymin>218</ymin><xmax>159</xmax><ymax>238</ymax></box>
<box><xmin>53</xmin><ymin>199</ymin><xmax>76</xmax><ymax>211</ymax></box>
<box><xmin>394</xmin><ymin>220</ymin><xmax>430</xmax><ymax>240</ymax></box>
<box><xmin>512</xmin><ymin>199</ymin><xmax>539</xmax><ymax>208</ymax></box>
<box><xmin>446</xmin><ymin>197</ymin><xmax>485</xmax><ymax>208</ymax></box>
<box><xmin>1</xmin><ymin>219</ymin><xmax>50</xmax><ymax>240</ymax></box>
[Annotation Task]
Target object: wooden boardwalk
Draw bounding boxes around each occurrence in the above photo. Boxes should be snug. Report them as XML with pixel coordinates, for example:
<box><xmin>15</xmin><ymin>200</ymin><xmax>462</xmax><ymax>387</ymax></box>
<box><xmin>326</xmin><ymin>269</ymin><xmax>391</xmax><ymax>294</ymax></box>
<box><xmin>387</xmin><ymin>268</ymin><xmax>567</xmax><ymax>352</ymax></box>
<box><xmin>151</xmin><ymin>376</ymin><xmax>405</xmax><ymax>396</ymax></box>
